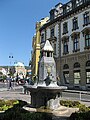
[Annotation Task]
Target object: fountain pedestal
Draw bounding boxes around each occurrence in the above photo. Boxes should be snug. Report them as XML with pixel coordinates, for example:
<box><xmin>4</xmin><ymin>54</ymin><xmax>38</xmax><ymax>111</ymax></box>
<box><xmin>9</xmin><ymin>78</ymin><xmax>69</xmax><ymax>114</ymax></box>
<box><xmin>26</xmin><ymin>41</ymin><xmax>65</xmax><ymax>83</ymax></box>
<box><xmin>24</xmin><ymin>40</ymin><xmax>67</xmax><ymax>110</ymax></box>
<box><xmin>26</xmin><ymin>84</ymin><xmax>67</xmax><ymax>110</ymax></box>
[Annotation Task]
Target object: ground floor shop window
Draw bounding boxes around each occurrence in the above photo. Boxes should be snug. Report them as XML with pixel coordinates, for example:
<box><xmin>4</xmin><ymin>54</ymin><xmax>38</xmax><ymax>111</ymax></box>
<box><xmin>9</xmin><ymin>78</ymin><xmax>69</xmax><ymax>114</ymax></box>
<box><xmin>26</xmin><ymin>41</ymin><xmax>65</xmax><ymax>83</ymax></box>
<box><xmin>86</xmin><ymin>70</ymin><xmax>90</xmax><ymax>84</ymax></box>
<box><xmin>74</xmin><ymin>71</ymin><xmax>80</xmax><ymax>85</ymax></box>
<box><xmin>63</xmin><ymin>71</ymin><xmax>69</xmax><ymax>84</ymax></box>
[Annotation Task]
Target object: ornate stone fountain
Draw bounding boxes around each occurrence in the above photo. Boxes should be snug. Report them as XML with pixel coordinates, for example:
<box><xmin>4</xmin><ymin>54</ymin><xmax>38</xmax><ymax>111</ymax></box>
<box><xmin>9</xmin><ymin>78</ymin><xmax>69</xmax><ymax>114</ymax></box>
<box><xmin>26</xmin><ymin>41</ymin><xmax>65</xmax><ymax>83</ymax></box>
<box><xmin>24</xmin><ymin>40</ymin><xmax>67</xmax><ymax>110</ymax></box>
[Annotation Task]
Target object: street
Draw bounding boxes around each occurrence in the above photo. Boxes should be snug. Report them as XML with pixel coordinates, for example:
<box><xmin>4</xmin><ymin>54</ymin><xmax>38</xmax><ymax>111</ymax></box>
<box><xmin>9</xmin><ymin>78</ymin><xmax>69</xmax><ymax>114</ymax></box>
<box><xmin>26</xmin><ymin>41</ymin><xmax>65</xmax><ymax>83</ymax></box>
<box><xmin>0</xmin><ymin>81</ymin><xmax>90</xmax><ymax>107</ymax></box>
<box><xmin>62</xmin><ymin>91</ymin><xmax>90</xmax><ymax>101</ymax></box>
<box><xmin>0</xmin><ymin>82</ymin><xmax>17</xmax><ymax>89</ymax></box>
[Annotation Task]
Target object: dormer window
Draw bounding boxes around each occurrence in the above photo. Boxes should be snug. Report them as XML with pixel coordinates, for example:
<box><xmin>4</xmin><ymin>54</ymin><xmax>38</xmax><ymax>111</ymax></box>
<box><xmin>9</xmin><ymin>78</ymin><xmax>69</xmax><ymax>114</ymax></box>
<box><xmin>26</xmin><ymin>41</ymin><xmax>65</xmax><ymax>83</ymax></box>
<box><xmin>72</xmin><ymin>0</ymin><xmax>76</xmax><ymax>9</ymax></box>
<box><xmin>76</xmin><ymin>0</ymin><xmax>82</xmax><ymax>6</ymax></box>
<box><xmin>50</xmin><ymin>28</ymin><xmax>54</xmax><ymax>38</ymax></box>
<box><xmin>63</xmin><ymin>5</ymin><xmax>67</xmax><ymax>14</ymax></box>
<box><xmin>50</xmin><ymin>9</ymin><xmax>55</xmax><ymax>21</ymax></box>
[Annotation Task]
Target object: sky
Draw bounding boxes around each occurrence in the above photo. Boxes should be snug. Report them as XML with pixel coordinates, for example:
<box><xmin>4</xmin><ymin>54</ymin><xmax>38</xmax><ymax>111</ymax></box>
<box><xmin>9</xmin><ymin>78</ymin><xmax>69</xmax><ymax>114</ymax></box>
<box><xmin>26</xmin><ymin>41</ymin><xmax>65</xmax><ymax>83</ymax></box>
<box><xmin>0</xmin><ymin>0</ymin><xmax>68</xmax><ymax>66</ymax></box>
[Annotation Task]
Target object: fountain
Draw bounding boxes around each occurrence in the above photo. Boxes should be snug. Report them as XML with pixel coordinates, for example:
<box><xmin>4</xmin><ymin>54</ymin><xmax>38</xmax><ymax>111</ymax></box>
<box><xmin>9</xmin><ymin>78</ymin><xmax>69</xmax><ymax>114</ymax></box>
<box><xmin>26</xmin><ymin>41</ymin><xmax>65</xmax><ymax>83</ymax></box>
<box><xmin>24</xmin><ymin>40</ymin><xmax>67</xmax><ymax>111</ymax></box>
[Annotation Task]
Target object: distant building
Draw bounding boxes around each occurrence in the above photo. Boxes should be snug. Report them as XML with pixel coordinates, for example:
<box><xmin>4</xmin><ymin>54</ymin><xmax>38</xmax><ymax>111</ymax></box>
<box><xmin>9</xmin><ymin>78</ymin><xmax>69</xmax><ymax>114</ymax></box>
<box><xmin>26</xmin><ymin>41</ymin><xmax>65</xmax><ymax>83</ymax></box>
<box><xmin>14</xmin><ymin>62</ymin><xmax>26</xmax><ymax>79</ymax></box>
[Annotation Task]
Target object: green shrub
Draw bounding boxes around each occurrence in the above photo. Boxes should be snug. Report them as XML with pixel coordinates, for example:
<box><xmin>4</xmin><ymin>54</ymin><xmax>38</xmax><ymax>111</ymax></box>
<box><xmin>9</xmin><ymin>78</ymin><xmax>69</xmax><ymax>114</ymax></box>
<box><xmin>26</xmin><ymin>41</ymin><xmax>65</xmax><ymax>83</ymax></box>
<box><xmin>0</xmin><ymin>99</ymin><xmax>19</xmax><ymax>112</ymax></box>
<box><xmin>78</xmin><ymin>104</ymin><xmax>89</xmax><ymax>112</ymax></box>
<box><xmin>0</xmin><ymin>100</ymin><xmax>52</xmax><ymax>120</ymax></box>
<box><xmin>0</xmin><ymin>100</ymin><xmax>5</xmax><ymax>107</ymax></box>
<box><xmin>60</xmin><ymin>100</ymin><xmax>90</xmax><ymax>112</ymax></box>
<box><xmin>5</xmin><ymin>100</ymin><xmax>19</xmax><ymax>106</ymax></box>
<box><xmin>60</xmin><ymin>100</ymin><xmax>81</xmax><ymax>108</ymax></box>
<box><xmin>70</xmin><ymin>111</ymin><xmax>90</xmax><ymax>120</ymax></box>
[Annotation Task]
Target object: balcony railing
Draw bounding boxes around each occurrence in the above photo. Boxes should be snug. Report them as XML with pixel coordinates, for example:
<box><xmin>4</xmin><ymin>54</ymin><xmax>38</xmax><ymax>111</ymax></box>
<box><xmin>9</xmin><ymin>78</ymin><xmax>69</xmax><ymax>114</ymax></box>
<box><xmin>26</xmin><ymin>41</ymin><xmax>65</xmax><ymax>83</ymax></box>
<box><xmin>55</xmin><ymin>0</ymin><xmax>90</xmax><ymax>19</ymax></box>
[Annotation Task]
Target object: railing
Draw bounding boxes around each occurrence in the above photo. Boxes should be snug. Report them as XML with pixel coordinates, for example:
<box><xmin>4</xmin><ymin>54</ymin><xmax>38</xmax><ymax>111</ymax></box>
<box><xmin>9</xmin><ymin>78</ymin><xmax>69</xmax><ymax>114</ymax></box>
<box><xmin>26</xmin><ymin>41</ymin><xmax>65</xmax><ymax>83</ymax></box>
<box><xmin>55</xmin><ymin>0</ymin><xmax>90</xmax><ymax>19</ymax></box>
<box><xmin>62</xmin><ymin>89</ymin><xmax>90</xmax><ymax>102</ymax></box>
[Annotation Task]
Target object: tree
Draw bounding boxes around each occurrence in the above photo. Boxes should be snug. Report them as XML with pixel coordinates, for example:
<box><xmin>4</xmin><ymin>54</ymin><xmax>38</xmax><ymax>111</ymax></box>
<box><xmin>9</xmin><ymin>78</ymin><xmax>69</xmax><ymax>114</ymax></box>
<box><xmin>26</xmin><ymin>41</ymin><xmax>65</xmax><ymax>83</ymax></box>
<box><xmin>9</xmin><ymin>66</ymin><xmax>16</xmax><ymax>78</ymax></box>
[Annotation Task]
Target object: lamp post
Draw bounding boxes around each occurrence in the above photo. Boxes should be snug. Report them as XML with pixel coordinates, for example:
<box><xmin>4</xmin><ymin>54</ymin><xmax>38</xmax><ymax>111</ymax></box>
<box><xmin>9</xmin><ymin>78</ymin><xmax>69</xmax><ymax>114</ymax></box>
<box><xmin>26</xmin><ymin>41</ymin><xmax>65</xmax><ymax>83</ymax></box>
<box><xmin>8</xmin><ymin>55</ymin><xmax>14</xmax><ymax>79</ymax></box>
<box><xmin>9</xmin><ymin>55</ymin><xmax>13</xmax><ymax>66</ymax></box>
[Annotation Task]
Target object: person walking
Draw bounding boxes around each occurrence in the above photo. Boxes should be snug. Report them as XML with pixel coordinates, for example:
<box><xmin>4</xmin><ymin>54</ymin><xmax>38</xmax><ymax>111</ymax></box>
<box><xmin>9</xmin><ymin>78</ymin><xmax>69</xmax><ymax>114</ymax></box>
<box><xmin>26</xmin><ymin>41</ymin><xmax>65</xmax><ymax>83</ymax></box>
<box><xmin>8</xmin><ymin>78</ymin><xmax>12</xmax><ymax>90</ymax></box>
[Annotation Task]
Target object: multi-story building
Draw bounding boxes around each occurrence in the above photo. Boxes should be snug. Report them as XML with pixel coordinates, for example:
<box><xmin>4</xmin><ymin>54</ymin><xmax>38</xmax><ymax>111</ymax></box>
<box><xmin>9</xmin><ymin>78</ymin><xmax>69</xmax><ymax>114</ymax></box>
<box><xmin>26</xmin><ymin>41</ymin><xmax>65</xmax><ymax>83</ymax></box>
<box><xmin>60</xmin><ymin>0</ymin><xmax>90</xmax><ymax>90</ymax></box>
<box><xmin>31</xmin><ymin>17</ymin><xmax>49</xmax><ymax>80</ymax></box>
<box><xmin>40</xmin><ymin>3</ymin><xmax>63</xmax><ymax>77</ymax></box>
<box><xmin>40</xmin><ymin>0</ymin><xmax>90</xmax><ymax>90</ymax></box>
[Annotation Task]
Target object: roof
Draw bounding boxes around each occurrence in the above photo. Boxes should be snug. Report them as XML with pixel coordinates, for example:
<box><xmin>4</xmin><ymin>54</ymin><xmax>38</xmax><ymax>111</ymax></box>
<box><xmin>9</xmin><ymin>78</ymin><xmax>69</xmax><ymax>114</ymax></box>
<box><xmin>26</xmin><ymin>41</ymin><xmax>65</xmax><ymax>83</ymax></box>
<box><xmin>42</xmin><ymin>40</ymin><xmax>53</xmax><ymax>52</ymax></box>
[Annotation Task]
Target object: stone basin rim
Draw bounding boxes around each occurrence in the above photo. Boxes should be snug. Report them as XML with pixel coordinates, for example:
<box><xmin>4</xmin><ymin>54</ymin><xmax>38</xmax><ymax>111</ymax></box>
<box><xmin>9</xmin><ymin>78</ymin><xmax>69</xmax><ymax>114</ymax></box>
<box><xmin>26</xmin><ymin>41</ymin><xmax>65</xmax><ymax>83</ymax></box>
<box><xmin>24</xmin><ymin>85</ymin><xmax>67</xmax><ymax>91</ymax></box>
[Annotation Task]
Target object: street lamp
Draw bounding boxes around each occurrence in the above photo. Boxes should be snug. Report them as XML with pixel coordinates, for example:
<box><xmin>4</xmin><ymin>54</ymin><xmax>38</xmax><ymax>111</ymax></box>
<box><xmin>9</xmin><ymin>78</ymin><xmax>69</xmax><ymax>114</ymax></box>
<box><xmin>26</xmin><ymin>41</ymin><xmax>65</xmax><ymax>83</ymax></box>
<box><xmin>9</xmin><ymin>55</ymin><xmax>13</xmax><ymax>66</ymax></box>
<box><xmin>8</xmin><ymin>55</ymin><xmax>14</xmax><ymax>78</ymax></box>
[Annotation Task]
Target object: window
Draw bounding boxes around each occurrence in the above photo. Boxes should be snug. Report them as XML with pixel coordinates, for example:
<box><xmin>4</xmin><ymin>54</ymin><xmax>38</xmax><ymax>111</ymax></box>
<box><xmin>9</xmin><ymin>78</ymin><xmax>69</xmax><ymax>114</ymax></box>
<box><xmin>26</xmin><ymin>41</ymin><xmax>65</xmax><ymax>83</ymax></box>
<box><xmin>86</xmin><ymin>60</ymin><xmax>90</xmax><ymax>67</ymax></box>
<box><xmin>86</xmin><ymin>61</ymin><xmax>90</xmax><ymax>84</ymax></box>
<box><xmin>63</xmin><ymin>64</ymin><xmax>69</xmax><ymax>69</ymax></box>
<box><xmin>73</xmin><ymin>36</ymin><xmax>79</xmax><ymax>51</ymax></box>
<box><xmin>86</xmin><ymin>70</ymin><xmax>90</xmax><ymax>84</ymax></box>
<box><xmin>85</xmin><ymin>34</ymin><xmax>90</xmax><ymax>47</ymax></box>
<box><xmin>74</xmin><ymin>71</ymin><xmax>80</xmax><ymax>84</ymax></box>
<box><xmin>63</xmin><ymin>71</ymin><xmax>69</xmax><ymax>84</ymax></box>
<box><xmin>63</xmin><ymin>5</ymin><xmax>67</xmax><ymax>14</ymax></box>
<box><xmin>74</xmin><ymin>62</ymin><xmax>80</xmax><ymax>68</ymax></box>
<box><xmin>50</xmin><ymin>10</ymin><xmax>55</xmax><ymax>20</ymax></box>
<box><xmin>83</xmin><ymin>12</ymin><xmax>89</xmax><ymax>26</ymax></box>
<box><xmin>63</xmin><ymin>22</ymin><xmax>68</xmax><ymax>34</ymax></box>
<box><xmin>41</xmin><ymin>33</ymin><xmax>44</xmax><ymax>43</ymax></box>
<box><xmin>47</xmin><ymin>52</ymin><xmax>50</xmax><ymax>57</ymax></box>
<box><xmin>50</xmin><ymin>28</ymin><xmax>54</xmax><ymax>38</ymax></box>
<box><xmin>72</xmin><ymin>17</ymin><xmax>79</xmax><ymax>30</ymax></box>
<box><xmin>63</xmin><ymin>64</ymin><xmax>69</xmax><ymax>84</ymax></box>
<box><xmin>63</xmin><ymin>41</ymin><xmax>68</xmax><ymax>54</ymax></box>
<box><xmin>54</xmin><ymin>43</ymin><xmax>56</xmax><ymax>55</ymax></box>
<box><xmin>76</xmin><ymin>0</ymin><xmax>82</xmax><ymax>6</ymax></box>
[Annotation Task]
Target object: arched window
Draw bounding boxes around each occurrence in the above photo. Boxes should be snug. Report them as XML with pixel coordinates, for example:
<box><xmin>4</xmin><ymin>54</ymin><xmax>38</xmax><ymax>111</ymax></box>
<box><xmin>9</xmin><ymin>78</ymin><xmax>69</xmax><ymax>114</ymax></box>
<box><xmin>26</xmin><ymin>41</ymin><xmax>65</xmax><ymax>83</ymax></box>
<box><xmin>74</xmin><ymin>62</ymin><xmax>80</xmax><ymax>68</ymax></box>
<box><xmin>86</xmin><ymin>60</ymin><xmax>90</xmax><ymax>84</ymax></box>
<box><xmin>73</xmin><ymin>62</ymin><xmax>80</xmax><ymax>85</ymax></box>
<box><xmin>63</xmin><ymin>64</ymin><xmax>69</xmax><ymax>69</ymax></box>
<box><xmin>63</xmin><ymin>64</ymin><xmax>69</xmax><ymax>84</ymax></box>
<box><xmin>86</xmin><ymin>60</ymin><xmax>90</xmax><ymax>67</ymax></box>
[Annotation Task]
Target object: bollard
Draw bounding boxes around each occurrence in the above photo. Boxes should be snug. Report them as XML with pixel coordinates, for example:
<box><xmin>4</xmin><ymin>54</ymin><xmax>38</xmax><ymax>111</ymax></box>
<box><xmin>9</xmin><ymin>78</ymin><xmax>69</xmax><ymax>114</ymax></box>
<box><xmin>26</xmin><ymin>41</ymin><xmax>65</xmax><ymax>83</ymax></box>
<box><xmin>80</xmin><ymin>91</ymin><xmax>81</xmax><ymax>101</ymax></box>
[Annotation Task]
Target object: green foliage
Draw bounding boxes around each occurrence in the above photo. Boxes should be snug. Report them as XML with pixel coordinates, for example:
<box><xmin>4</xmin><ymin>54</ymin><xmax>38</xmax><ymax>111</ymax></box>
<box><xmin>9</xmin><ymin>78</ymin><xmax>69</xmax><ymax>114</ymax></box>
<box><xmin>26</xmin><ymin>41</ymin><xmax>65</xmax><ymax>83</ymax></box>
<box><xmin>60</xmin><ymin>100</ymin><xmax>80</xmax><ymax>108</ymax></box>
<box><xmin>0</xmin><ymin>100</ymin><xmax>6</xmax><ymax>107</ymax></box>
<box><xmin>0</xmin><ymin>100</ymin><xmax>19</xmax><ymax>112</ymax></box>
<box><xmin>60</xmin><ymin>100</ymin><xmax>90</xmax><ymax>120</ymax></box>
<box><xmin>0</xmin><ymin>100</ymin><xmax>52</xmax><ymax>120</ymax></box>
<box><xmin>60</xmin><ymin>100</ymin><xmax>90</xmax><ymax>112</ymax></box>
<box><xmin>70</xmin><ymin>111</ymin><xmax>90</xmax><ymax>120</ymax></box>
<box><xmin>2</xmin><ymin>75</ymin><xmax>7</xmax><ymax>80</ymax></box>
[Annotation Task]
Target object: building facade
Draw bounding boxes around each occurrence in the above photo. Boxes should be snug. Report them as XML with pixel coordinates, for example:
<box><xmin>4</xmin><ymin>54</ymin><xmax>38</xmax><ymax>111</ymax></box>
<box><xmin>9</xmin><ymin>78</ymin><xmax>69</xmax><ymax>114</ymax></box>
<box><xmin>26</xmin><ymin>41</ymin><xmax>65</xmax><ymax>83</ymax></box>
<box><xmin>60</xmin><ymin>0</ymin><xmax>90</xmax><ymax>90</ymax></box>
<box><xmin>31</xmin><ymin>17</ymin><xmax>49</xmax><ymax>80</ymax></box>
<box><xmin>40</xmin><ymin>3</ymin><xmax>63</xmax><ymax>77</ymax></box>
<box><xmin>40</xmin><ymin>0</ymin><xmax>90</xmax><ymax>90</ymax></box>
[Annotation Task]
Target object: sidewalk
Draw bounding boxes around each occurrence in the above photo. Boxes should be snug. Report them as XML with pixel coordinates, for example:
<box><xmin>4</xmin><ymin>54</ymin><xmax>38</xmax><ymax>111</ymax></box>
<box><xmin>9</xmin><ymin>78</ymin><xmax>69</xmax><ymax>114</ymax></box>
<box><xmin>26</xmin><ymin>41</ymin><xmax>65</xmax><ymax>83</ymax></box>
<box><xmin>0</xmin><ymin>85</ymin><xmax>23</xmax><ymax>92</ymax></box>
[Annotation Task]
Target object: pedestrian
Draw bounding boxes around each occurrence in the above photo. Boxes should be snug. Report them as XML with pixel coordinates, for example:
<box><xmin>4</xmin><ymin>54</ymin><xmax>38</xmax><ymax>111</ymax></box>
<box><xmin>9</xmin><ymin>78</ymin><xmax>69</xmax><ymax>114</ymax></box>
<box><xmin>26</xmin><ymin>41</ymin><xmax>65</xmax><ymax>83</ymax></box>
<box><xmin>57</xmin><ymin>76</ymin><xmax>61</xmax><ymax>86</ymax></box>
<box><xmin>9</xmin><ymin>78</ymin><xmax>12</xmax><ymax>90</ymax></box>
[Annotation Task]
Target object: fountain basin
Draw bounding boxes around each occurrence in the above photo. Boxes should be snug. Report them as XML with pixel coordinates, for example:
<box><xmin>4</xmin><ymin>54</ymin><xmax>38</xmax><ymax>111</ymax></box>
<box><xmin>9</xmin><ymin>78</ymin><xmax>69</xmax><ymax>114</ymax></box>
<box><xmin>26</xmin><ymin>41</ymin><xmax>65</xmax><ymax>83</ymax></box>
<box><xmin>23</xmin><ymin>85</ymin><xmax>67</xmax><ymax>110</ymax></box>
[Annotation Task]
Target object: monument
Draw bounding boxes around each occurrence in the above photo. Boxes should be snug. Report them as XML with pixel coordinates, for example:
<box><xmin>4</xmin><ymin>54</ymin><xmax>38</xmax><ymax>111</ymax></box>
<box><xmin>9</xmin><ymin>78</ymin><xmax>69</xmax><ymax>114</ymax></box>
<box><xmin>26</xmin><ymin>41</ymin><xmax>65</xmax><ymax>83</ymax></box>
<box><xmin>24</xmin><ymin>40</ymin><xmax>67</xmax><ymax>110</ymax></box>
